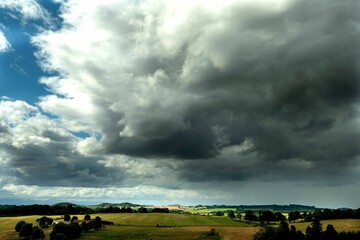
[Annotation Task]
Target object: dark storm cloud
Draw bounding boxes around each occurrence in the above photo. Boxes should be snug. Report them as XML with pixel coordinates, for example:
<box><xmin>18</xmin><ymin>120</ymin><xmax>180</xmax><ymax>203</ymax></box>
<box><xmin>34</xmin><ymin>0</ymin><xmax>360</xmax><ymax>186</ymax></box>
<box><xmin>0</xmin><ymin>125</ymin><xmax>124</xmax><ymax>187</ymax></box>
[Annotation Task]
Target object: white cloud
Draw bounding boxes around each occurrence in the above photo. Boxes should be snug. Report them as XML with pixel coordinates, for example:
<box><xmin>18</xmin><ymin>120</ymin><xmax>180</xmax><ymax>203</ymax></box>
<box><xmin>0</xmin><ymin>0</ymin><xmax>358</xmax><ymax>207</ymax></box>
<box><xmin>2</xmin><ymin>184</ymin><xmax>201</xmax><ymax>204</ymax></box>
<box><xmin>0</xmin><ymin>0</ymin><xmax>50</xmax><ymax>22</ymax></box>
<box><xmin>0</xmin><ymin>31</ymin><xmax>11</xmax><ymax>52</ymax></box>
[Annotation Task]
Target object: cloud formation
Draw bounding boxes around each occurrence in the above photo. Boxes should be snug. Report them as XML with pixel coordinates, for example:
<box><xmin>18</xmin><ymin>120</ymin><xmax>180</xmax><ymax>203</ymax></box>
<box><xmin>0</xmin><ymin>0</ymin><xmax>50</xmax><ymax>22</ymax></box>
<box><xmin>0</xmin><ymin>31</ymin><xmax>11</xmax><ymax>52</ymax></box>
<box><xmin>0</xmin><ymin>0</ymin><xmax>359</xmax><ymax>206</ymax></box>
<box><xmin>32</xmin><ymin>0</ymin><xmax>360</xmax><ymax>181</ymax></box>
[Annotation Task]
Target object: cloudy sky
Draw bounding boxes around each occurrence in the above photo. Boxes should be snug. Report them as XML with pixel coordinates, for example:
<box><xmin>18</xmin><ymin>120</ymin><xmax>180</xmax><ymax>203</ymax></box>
<box><xmin>0</xmin><ymin>0</ymin><xmax>359</xmax><ymax>208</ymax></box>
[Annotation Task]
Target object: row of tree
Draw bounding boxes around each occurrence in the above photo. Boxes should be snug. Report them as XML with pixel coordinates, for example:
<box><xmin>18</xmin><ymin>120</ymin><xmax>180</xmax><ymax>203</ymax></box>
<box><xmin>0</xmin><ymin>204</ymin><xmax>175</xmax><ymax>216</ymax></box>
<box><xmin>288</xmin><ymin>209</ymin><xmax>360</xmax><ymax>222</ymax></box>
<box><xmin>15</xmin><ymin>221</ymin><xmax>45</xmax><ymax>240</ymax></box>
<box><xmin>15</xmin><ymin>215</ymin><xmax>105</xmax><ymax>240</ymax></box>
<box><xmin>0</xmin><ymin>204</ymin><xmax>93</xmax><ymax>216</ymax></box>
<box><xmin>97</xmin><ymin>206</ymin><xmax>170</xmax><ymax>213</ymax></box>
<box><xmin>241</xmin><ymin>210</ymin><xmax>287</xmax><ymax>223</ymax></box>
<box><xmin>228</xmin><ymin>208</ymin><xmax>360</xmax><ymax>223</ymax></box>
<box><xmin>253</xmin><ymin>219</ymin><xmax>360</xmax><ymax>240</ymax></box>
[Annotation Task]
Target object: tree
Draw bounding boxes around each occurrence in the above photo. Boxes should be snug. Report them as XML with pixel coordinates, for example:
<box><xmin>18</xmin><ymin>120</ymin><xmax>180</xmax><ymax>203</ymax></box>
<box><xmin>19</xmin><ymin>223</ymin><xmax>33</xmax><ymax>239</ymax></box>
<box><xmin>289</xmin><ymin>211</ymin><xmax>301</xmax><ymax>222</ymax></box>
<box><xmin>236</xmin><ymin>212</ymin><xmax>242</xmax><ymax>220</ymax></box>
<box><xmin>32</xmin><ymin>226</ymin><xmax>45</xmax><ymax>240</ymax></box>
<box><xmin>138</xmin><ymin>207</ymin><xmax>148</xmax><ymax>213</ymax></box>
<box><xmin>228</xmin><ymin>210</ymin><xmax>235</xmax><ymax>218</ymax></box>
<box><xmin>94</xmin><ymin>216</ymin><xmax>102</xmax><ymax>229</ymax></box>
<box><xmin>323</xmin><ymin>224</ymin><xmax>338</xmax><ymax>240</ymax></box>
<box><xmin>259</xmin><ymin>210</ymin><xmax>276</xmax><ymax>224</ymax></box>
<box><xmin>37</xmin><ymin>216</ymin><xmax>53</xmax><ymax>228</ymax></box>
<box><xmin>275</xmin><ymin>212</ymin><xmax>286</xmax><ymax>222</ymax></box>
<box><xmin>71</xmin><ymin>216</ymin><xmax>78</xmax><ymax>223</ymax></box>
<box><xmin>50</xmin><ymin>222</ymin><xmax>81</xmax><ymax>240</ymax></box>
<box><xmin>215</xmin><ymin>211</ymin><xmax>224</xmax><ymax>216</ymax></box>
<box><xmin>64</xmin><ymin>214</ymin><xmax>71</xmax><ymax>222</ymax></box>
<box><xmin>278</xmin><ymin>220</ymin><xmax>290</xmax><ymax>239</ymax></box>
<box><xmin>306</xmin><ymin>219</ymin><xmax>323</xmax><ymax>240</ymax></box>
<box><xmin>15</xmin><ymin>220</ymin><xmax>26</xmax><ymax>232</ymax></box>
<box><xmin>84</xmin><ymin>214</ymin><xmax>91</xmax><ymax>221</ymax></box>
<box><xmin>253</xmin><ymin>226</ymin><xmax>276</xmax><ymax>240</ymax></box>
<box><xmin>245</xmin><ymin>210</ymin><xmax>257</xmax><ymax>221</ymax></box>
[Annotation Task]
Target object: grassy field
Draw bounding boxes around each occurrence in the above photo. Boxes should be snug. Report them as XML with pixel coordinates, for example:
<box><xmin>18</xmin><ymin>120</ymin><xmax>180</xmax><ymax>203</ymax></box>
<box><xmin>1</xmin><ymin>214</ymin><xmax>359</xmax><ymax>240</ymax></box>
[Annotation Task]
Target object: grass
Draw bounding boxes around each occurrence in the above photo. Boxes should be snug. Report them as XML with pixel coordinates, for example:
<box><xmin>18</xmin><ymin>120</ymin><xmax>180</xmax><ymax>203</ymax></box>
<box><xmin>0</xmin><ymin>214</ymin><xmax>359</xmax><ymax>240</ymax></box>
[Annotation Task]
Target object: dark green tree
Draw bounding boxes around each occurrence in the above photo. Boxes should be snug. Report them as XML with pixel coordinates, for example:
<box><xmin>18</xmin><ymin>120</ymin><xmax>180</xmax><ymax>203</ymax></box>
<box><xmin>253</xmin><ymin>226</ymin><xmax>276</xmax><ymax>240</ymax></box>
<box><xmin>259</xmin><ymin>210</ymin><xmax>276</xmax><ymax>224</ymax></box>
<box><xmin>323</xmin><ymin>224</ymin><xmax>338</xmax><ymax>240</ymax></box>
<box><xmin>275</xmin><ymin>212</ymin><xmax>286</xmax><ymax>222</ymax></box>
<box><xmin>245</xmin><ymin>210</ymin><xmax>257</xmax><ymax>221</ymax></box>
<box><xmin>71</xmin><ymin>216</ymin><xmax>78</xmax><ymax>223</ymax></box>
<box><xmin>289</xmin><ymin>211</ymin><xmax>301</xmax><ymax>222</ymax></box>
<box><xmin>50</xmin><ymin>222</ymin><xmax>81</xmax><ymax>240</ymax></box>
<box><xmin>278</xmin><ymin>220</ymin><xmax>290</xmax><ymax>239</ymax></box>
<box><xmin>15</xmin><ymin>220</ymin><xmax>26</xmax><ymax>232</ymax></box>
<box><xmin>37</xmin><ymin>216</ymin><xmax>53</xmax><ymax>228</ymax></box>
<box><xmin>64</xmin><ymin>214</ymin><xmax>71</xmax><ymax>222</ymax></box>
<box><xmin>138</xmin><ymin>207</ymin><xmax>148</xmax><ymax>213</ymax></box>
<box><xmin>94</xmin><ymin>216</ymin><xmax>102</xmax><ymax>229</ymax></box>
<box><xmin>306</xmin><ymin>219</ymin><xmax>323</xmax><ymax>240</ymax></box>
<box><xmin>228</xmin><ymin>210</ymin><xmax>235</xmax><ymax>218</ymax></box>
<box><xmin>19</xmin><ymin>223</ymin><xmax>33</xmax><ymax>239</ymax></box>
<box><xmin>84</xmin><ymin>214</ymin><xmax>91</xmax><ymax>221</ymax></box>
<box><xmin>32</xmin><ymin>226</ymin><xmax>45</xmax><ymax>240</ymax></box>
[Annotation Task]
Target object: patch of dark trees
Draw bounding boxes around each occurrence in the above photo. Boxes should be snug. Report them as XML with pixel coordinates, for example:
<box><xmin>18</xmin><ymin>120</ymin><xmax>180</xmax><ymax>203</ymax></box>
<box><xmin>242</xmin><ymin>208</ymin><xmax>360</xmax><ymax>223</ymax></box>
<box><xmin>288</xmin><ymin>209</ymin><xmax>360</xmax><ymax>222</ymax></box>
<box><xmin>0</xmin><ymin>204</ymin><xmax>93</xmax><ymax>216</ymax></box>
<box><xmin>15</xmin><ymin>215</ymin><xmax>111</xmax><ymax>240</ymax></box>
<box><xmin>0</xmin><ymin>203</ymin><xmax>174</xmax><ymax>216</ymax></box>
<box><xmin>243</xmin><ymin>210</ymin><xmax>286</xmax><ymax>223</ymax></box>
<box><xmin>96</xmin><ymin>206</ymin><xmax>134</xmax><ymax>213</ymax></box>
<box><xmin>199</xmin><ymin>204</ymin><xmax>316</xmax><ymax>212</ymax></box>
<box><xmin>96</xmin><ymin>206</ymin><xmax>170</xmax><ymax>213</ymax></box>
<box><xmin>253</xmin><ymin>219</ymin><xmax>360</xmax><ymax>240</ymax></box>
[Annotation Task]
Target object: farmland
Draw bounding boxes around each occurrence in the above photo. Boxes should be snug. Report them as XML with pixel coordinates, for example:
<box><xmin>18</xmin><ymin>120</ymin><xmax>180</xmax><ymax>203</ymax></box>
<box><xmin>1</xmin><ymin>213</ymin><xmax>360</xmax><ymax>240</ymax></box>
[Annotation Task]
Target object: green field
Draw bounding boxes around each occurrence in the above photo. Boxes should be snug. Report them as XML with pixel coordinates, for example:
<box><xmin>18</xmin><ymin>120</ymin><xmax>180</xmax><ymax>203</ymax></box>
<box><xmin>1</xmin><ymin>214</ymin><xmax>360</xmax><ymax>240</ymax></box>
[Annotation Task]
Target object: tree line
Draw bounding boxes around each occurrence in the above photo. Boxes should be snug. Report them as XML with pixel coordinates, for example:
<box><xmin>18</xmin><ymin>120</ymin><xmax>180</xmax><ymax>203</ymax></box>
<box><xmin>239</xmin><ymin>208</ymin><xmax>360</xmax><ymax>223</ymax></box>
<box><xmin>253</xmin><ymin>219</ymin><xmax>360</xmax><ymax>240</ymax></box>
<box><xmin>0</xmin><ymin>204</ymin><xmax>93</xmax><ymax>216</ymax></box>
<box><xmin>0</xmin><ymin>204</ymin><xmax>172</xmax><ymax>216</ymax></box>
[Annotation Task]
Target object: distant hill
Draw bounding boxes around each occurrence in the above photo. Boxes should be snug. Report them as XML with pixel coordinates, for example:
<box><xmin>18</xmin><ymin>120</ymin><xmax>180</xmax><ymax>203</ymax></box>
<box><xmin>89</xmin><ymin>202</ymin><xmax>142</xmax><ymax>209</ymax></box>
<box><xmin>52</xmin><ymin>202</ymin><xmax>79</xmax><ymax>207</ymax></box>
<box><xmin>205</xmin><ymin>204</ymin><xmax>318</xmax><ymax>212</ymax></box>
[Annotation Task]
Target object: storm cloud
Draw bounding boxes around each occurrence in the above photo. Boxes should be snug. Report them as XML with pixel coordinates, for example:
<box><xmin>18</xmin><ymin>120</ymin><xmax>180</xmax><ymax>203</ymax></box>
<box><xmin>0</xmin><ymin>0</ymin><xmax>359</xmax><ymax>206</ymax></box>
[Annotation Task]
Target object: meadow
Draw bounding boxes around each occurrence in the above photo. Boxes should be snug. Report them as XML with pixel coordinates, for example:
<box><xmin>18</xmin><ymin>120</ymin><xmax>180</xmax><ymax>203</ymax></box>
<box><xmin>1</xmin><ymin>213</ymin><xmax>360</xmax><ymax>240</ymax></box>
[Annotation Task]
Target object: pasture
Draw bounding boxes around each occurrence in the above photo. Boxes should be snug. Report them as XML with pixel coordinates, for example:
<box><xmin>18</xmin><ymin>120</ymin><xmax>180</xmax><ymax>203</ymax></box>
<box><xmin>1</xmin><ymin>213</ymin><xmax>359</xmax><ymax>240</ymax></box>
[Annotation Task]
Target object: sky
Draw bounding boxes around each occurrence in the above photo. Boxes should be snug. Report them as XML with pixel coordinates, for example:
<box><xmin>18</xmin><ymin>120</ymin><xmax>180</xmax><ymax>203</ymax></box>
<box><xmin>0</xmin><ymin>0</ymin><xmax>359</xmax><ymax>209</ymax></box>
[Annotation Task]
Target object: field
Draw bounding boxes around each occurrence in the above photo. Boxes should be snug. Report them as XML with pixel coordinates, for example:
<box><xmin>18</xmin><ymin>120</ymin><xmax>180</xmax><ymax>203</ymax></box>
<box><xmin>1</xmin><ymin>214</ymin><xmax>360</xmax><ymax>240</ymax></box>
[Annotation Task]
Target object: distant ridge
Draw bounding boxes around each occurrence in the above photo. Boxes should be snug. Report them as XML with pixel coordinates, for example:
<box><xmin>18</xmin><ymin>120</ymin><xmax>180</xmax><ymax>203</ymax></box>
<box><xmin>205</xmin><ymin>204</ymin><xmax>318</xmax><ymax>212</ymax></box>
<box><xmin>52</xmin><ymin>202</ymin><xmax>79</xmax><ymax>207</ymax></box>
<box><xmin>89</xmin><ymin>202</ymin><xmax>142</xmax><ymax>209</ymax></box>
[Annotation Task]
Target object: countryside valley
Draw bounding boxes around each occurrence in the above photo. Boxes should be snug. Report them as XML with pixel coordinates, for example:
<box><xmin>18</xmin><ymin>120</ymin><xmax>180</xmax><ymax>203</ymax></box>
<box><xmin>2</xmin><ymin>203</ymin><xmax>360</xmax><ymax>240</ymax></box>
